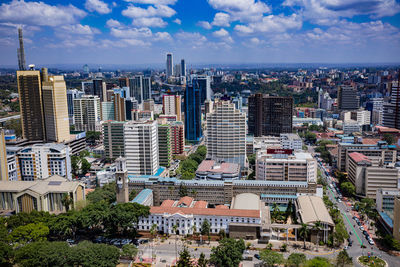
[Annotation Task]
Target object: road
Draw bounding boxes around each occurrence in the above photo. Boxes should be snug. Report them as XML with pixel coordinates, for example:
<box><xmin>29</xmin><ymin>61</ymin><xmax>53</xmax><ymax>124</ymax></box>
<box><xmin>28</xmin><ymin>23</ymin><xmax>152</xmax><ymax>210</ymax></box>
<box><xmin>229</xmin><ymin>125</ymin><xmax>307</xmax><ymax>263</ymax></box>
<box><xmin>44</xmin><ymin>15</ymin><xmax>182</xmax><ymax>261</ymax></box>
<box><xmin>316</xmin><ymin>154</ymin><xmax>400</xmax><ymax>267</ymax></box>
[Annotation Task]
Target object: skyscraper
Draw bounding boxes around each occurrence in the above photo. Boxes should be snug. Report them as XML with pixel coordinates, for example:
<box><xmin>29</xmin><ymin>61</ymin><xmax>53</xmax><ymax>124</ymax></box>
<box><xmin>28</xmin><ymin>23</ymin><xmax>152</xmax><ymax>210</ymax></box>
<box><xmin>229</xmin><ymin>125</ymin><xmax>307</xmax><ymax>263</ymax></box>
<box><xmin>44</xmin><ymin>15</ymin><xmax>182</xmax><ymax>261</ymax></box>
<box><xmin>17</xmin><ymin>70</ymin><xmax>45</xmax><ymax>141</ymax></box>
<box><xmin>129</xmin><ymin>76</ymin><xmax>143</xmax><ymax>104</ymax></box>
<box><xmin>163</xmin><ymin>95</ymin><xmax>182</xmax><ymax>121</ymax></box>
<box><xmin>124</xmin><ymin>120</ymin><xmax>159</xmax><ymax>175</ymax></box>
<box><xmin>170</xmin><ymin>121</ymin><xmax>184</xmax><ymax>155</ymax></box>
<box><xmin>92</xmin><ymin>79</ymin><xmax>106</xmax><ymax>102</ymax></box>
<box><xmin>206</xmin><ymin>101</ymin><xmax>247</xmax><ymax>167</ymax></box>
<box><xmin>103</xmin><ymin>121</ymin><xmax>126</xmax><ymax>159</ymax></box>
<box><xmin>67</xmin><ymin>89</ymin><xmax>84</xmax><ymax>125</ymax></box>
<box><xmin>17</xmin><ymin>27</ymin><xmax>26</xmax><ymax>71</ymax></box>
<box><xmin>181</xmin><ymin>59</ymin><xmax>186</xmax><ymax>77</ymax></box>
<box><xmin>0</xmin><ymin>130</ymin><xmax>8</xmax><ymax>181</ymax></box>
<box><xmin>158</xmin><ymin>123</ymin><xmax>172</xmax><ymax>168</ymax></box>
<box><xmin>248</xmin><ymin>93</ymin><xmax>293</xmax><ymax>137</ymax></box>
<box><xmin>196</xmin><ymin>76</ymin><xmax>212</xmax><ymax>104</ymax></box>
<box><xmin>73</xmin><ymin>95</ymin><xmax>101</xmax><ymax>132</ymax></box>
<box><xmin>185</xmin><ymin>81</ymin><xmax>202</xmax><ymax>142</ymax></box>
<box><xmin>125</xmin><ymin>97</ymin><xmax>138</xmax><ymax>120</ymax></box>
<box><xmin>42</xmin><ymin>75</ymin><xmax>70</xmax><ymax>142</ymax></box>
<box><xmin>166</xmin><ymin>53</ymin><xmax>173</xmax><ymax>78</ymax></box>
<box><xmin>383</xmin><ymin>76</ymin><xmax>400</xmax><ymax>129</ymax></box>
<box><xmin>113</xmin><ymin>93</ymin><xmax>126</xmax><ymax>121</ymax></box>
<box><xmin>338</xmin><ymin>86</ymin><xmax>359</xmax><ymax>111</ymax></box>
<box><xmin>143</xmin><ymin>77</ymin><xmax>152</xmax><ymax>101</ymax></box>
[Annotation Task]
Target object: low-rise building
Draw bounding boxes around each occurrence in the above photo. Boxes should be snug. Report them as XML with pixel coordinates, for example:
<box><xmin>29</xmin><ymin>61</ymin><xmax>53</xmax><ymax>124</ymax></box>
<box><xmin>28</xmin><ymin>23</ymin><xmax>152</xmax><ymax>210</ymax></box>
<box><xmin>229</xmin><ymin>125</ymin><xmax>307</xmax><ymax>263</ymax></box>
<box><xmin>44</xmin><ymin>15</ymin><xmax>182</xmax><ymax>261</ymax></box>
<box><xmin>280</xmin><ymin>133</ymin><xmax>303</xmax><ymax>151</ymax></box>
<box><xmin>376</xmin><ymin>188</ymin><xmax>400</xmax><ymax>216</ymax></box>
<box><xmin>195</xmin><ymin>160</ymin><xmax>240</xmax><ymax>180</ymax></box>
<box><xmin>131</xmin><ymin>189</ymin><xmax>153</xmax><ymax>206</ymax></box>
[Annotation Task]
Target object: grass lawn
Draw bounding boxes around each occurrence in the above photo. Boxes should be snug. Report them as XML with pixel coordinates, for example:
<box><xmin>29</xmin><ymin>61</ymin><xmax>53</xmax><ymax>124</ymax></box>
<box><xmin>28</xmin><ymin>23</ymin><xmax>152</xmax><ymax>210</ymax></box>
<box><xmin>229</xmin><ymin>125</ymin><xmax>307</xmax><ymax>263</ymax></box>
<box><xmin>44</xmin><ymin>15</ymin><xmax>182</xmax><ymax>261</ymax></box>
<box><xmin>359</xmin><ymin>256</ymin><xmax>386</xmax><ymax>267</ymax></box>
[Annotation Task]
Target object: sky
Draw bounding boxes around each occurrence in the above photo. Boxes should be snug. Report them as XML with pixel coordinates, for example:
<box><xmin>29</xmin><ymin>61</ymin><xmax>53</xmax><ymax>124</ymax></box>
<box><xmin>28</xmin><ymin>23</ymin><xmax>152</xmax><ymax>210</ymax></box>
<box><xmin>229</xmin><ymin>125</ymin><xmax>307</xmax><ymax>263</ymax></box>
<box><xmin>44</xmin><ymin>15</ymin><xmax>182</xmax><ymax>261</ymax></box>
<box><xmin>0</xmin><ymin>0</ymin><xmax>400</xmax><ymax>67</ymax></box>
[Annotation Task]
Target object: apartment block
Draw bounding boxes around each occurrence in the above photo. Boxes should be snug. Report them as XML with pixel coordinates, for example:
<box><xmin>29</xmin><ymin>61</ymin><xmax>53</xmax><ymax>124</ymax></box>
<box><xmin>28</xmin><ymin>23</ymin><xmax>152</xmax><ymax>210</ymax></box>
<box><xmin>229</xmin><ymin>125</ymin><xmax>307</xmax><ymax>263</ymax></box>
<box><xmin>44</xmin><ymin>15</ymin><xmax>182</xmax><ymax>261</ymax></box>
<box><xmin>158</xmin><ymin>124</ymin><xmax>172</xmax><ymax>168</ymax></box>
<box><xmin>163</xmin><ymin>95</ymin><xmax>182</xmax><ymax>121</ymax></box>
<box><xmin>103</xmin><ymin>121</ymin><xmax>125</xmax><ymax>159</ymax></box>
<box><xmin>73</xmin><ymin>95</ymin><xmax>101</xmax><ymax>132</ymax></box>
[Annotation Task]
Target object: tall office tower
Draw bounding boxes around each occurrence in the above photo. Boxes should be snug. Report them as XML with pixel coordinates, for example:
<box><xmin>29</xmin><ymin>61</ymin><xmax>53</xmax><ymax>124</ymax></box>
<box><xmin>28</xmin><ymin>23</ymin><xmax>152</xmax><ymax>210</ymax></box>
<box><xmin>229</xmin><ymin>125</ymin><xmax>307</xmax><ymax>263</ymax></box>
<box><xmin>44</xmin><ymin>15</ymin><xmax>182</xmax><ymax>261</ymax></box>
<box><xmin>181</xmin><ymin>59</ymin><xmax>186</xmax><ymax>77</ymax></box>
<box><xmin>129</xmin><ymin>75</ymin><xmax>144</xmax><ymax>104</ymax></box>
<box><xmin>67</xmin><ymin>89</ymin><xmax>84</xmax><ymax>125</ymax></box>
<box><xmin>101</xmin><ymin>102</ymin><xmax>115</xmax><ymax>121</ymax></box>
<box><xmin>125</xmin><ymin>97</ymin><xmax>138</xmax><ymax>120</ymax></box>
<box><xmin>143</xmin><ymin>99</ymin><xmax>155</xmax><ymax>111</ymax></box>
<box><xmin>185</xmin><ymin>82</ymin><xmax>202</xmax><ymax>142</ymax></box>
<box><xmin>163</xmin><ymin>95</ymin><xmax>182</xmax><ymax>121</ymax></box>
<box><xmin>73</xmin><ymin>95</ymin><xmax>101</xmax><ymax>132</ymax></box>
<box><xmin>143</xmin><ymin>77</ymin><xmax>152</xmax><ymax>101</ymax></box>
<box><xmin>124</xmin><ymin>120</ymin><xmax>159</xmax><ymax>175</ymax></box>
<box><xmin>338</xmin><ymin>86</ymin><xmax>359</xmax><ymax>111</ymax></box>
<box><xmin>113</xmin><ymin>93</ymin><xmax>126</xmax><ymax>121</ymax></box>
<box><xmin>174</xmin><ymin>64</ymin><xmax>181</xmax><ymax>77</ymax></box>
<box><xmin>166</xmin><ymin>53</ymin><xmax>173</xmax><ymax>78</ymax></box>
<box><xmin>0</xmin><ymin>130</ymin><xmax>8</xmax><ymax>180</ymax></box>
<box><xmin>18</xmin><ymin>143</ymin><xmax>72</xmax><ymax>180</ymax></box>
<box><xmin>92</xmin><ymin>79</ymin><xmax>106</xmax><ymax>102</ymax></box>
<box><xmin>119</xmin><ymin>77</ymin><xmax>129</xmax><ymax>88</ymax></box>
<box><xmin>158</xmin><ymin>123</ymin><xmax>172</xmax><ymax>168</ymax></box>
<box><xmin>82</xmin><ymin>81</ymin><xmax>93</xmax><ymax>95</ymax></box>
<box><xmin>170</xmin><ymin>121</ymin><xmax>184</xmax><ymax>155</ymax></box>
<box><xmin>248</xmin><ymin>93</ymin><xmax>293</xmax><ymax>137</ymax></box>
<box><xmin>103</xmin><ymin>121</ymin><xmax>126</xmax><ymax>159</ymax></box>
<box><xmin>42</xmin><ymin>75</ymin><xmax>70</xmax><ymax>142</ymax></box>
<box><xmin>196</xmin><ymin>76</ymin><xmax>212</xmax><ymax>104</ymax></box>
<box><xmin>383</xmin><ymin>77</ymin><xmax>400</xmax><ymax>129</ymax></box>
<box><xmin>232</xmin><ymin>96</ymin><xmax>243</xmax><ymax>111</ymax></box>
<box><xmin>206</xmin><ymin>101</ymin><xmax>247</xmax><ymax>167</ymax></box>
<box><xmin>17</xmin><ymin>70</ymin><xmax>45</xmax><ymax>141</ymax></box>
<box><xmin>17</xmin><ymin>27</ymin><xmax>26</xmax><ymax>71</ymax></box>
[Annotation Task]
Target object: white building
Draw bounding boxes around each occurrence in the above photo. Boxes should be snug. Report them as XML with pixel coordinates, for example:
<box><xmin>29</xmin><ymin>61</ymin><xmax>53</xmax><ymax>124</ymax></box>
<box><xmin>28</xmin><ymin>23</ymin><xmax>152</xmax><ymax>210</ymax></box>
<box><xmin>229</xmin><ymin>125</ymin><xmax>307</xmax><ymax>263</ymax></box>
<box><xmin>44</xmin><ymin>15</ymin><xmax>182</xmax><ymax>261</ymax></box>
<box><xmin>376</xmin><ymin>188</ymin><xmax>400</xmax><ymax>216</ymax></box>
<box><xmin>124</xmin><ymin>120</ymin><xmax>159</xmax><ymax>175</ymax></box>
<box><xmin>206</xmin><ymin>101</ymin><xmax>247</xmax><ymax>167</ymax></box>
<box><xmin>352</xmin><ymin>110</ymin><xmax>371</xmax><ymax>126</ymax></box>
<box><xmin>17</xmin><ymin>143</ymin><xmax>72</xmax><ymax>181</ymax></box>
<box><xmin>73</xmin><ymin>95</ymin><xmax>101</xmax><ymax>132</ymax></box>
<box><xmin>256</xmin><ymin>150</ymin><xmax>316</xmax><ymax>183</ymax></box>
<box><xmin>343</xmin><ymin>120</ymin><xmax>361</xmax><ymax>134</ymax></box>
<box><xmin>280</xmin><ymin>133</ymin><xmax>303</xmax><ymax>151</ymax></box>
<box><xmin>162</xmin><ymin>95</ymin><xmax>182</xmax><ymax>121</ymax></box>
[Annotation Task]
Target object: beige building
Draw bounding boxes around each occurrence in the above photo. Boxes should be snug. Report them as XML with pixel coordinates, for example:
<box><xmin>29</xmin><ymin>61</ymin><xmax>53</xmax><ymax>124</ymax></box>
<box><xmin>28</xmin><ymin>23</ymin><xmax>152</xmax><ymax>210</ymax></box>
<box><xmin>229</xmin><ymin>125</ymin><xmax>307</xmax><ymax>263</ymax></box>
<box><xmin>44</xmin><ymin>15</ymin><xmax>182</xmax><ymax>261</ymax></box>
<box><xmin>393</xmin><ymin>197</ymin><xmax>400</xmax><ymax>241</ymax></box>
<box><xmin>73</xmin><ymin>95</ymin><xmax>101</xmax><ymax>132</ymax></box>
<box><xmin>0</xmin><ymin>175</ymin><xmax>85</xmax><ymax>214</ymax></box>
<box><xmin>0</xmin><ymin>130</ymin><xmax>8</xmax><ymax>180</ymax></box>
<box><xmin>42</xmin><ymin>75</ymin><xmax>70</xmax><ymax>142</ymax></box>
<box><xmin>348</xmin><ymin>152</ymin><xmax>399</xmax><ymax>199</ymax></box>
<box><xmin>163</xmin><ymin>95</ymin><xmax>182</xmax><ymax>121</ymax></box>
<box><xmin>113</xmin><ymin>93</ymin><xmax>126</xmax><ymax>121</ymax></box>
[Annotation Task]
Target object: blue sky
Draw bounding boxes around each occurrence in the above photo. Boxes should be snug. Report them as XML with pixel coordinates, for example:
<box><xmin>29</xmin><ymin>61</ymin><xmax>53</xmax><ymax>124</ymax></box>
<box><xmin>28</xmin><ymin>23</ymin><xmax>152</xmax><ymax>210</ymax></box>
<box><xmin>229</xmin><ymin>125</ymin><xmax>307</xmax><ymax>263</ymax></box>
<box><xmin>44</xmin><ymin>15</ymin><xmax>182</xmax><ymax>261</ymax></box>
<box><xmin>0</xmin><ymin>0</ymin><xmax>400</xmax><ymax>66</ymax></box>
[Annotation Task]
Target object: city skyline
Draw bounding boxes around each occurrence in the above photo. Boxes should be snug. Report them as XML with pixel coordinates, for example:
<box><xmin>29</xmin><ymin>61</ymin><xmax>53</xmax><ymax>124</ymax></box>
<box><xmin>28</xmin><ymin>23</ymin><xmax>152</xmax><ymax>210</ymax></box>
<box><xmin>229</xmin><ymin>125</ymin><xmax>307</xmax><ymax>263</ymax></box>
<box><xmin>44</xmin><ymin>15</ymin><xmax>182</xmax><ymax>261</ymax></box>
<box><xmin>0</xmin><ymin>0</ymin><xmax>399</xmax><ymax>67</ymax></box>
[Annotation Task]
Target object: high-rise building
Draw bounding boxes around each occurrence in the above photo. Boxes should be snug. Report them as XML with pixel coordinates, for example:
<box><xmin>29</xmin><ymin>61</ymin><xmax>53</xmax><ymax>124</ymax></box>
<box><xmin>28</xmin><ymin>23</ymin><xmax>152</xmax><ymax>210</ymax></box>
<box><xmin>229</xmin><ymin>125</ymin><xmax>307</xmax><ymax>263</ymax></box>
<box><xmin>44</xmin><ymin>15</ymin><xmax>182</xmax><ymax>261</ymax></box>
<box><xmin>42</xmin><ymin>75</ymin><xmax>70</xmax><ymax>142</ymax></box>
<box><xmin>158</xmin><ymin>123</ymin><xmax>171</xmax><ymax>168</ymax></box>
<box><xmin>185</xmin><ymin>82</ymin><xmax>202</xmax><ymax>142</ymax></box>
<box><xmin>125</xmin><ymin>97</ymin><xmax>138</xmax><ymax>120</ymax></box>
<box><xmin>17</xmin><ymin>27</ymin><xmax>26</xmax><ymax>71</ymax></box>
<box><xmin>196</xmin><ymin>76</ymin><xmax>212</xmax><ymax>104</ymax></box>
<box><xmin>73</xmin><ymin>95</ymin><xmax>101</xmax><ymax>132</ymax></box>
<box><xmin>92</xmin><ymin>79</ymin><xmax>106</xmax><ymax>102</ymax></box>
<box><xmin>143</xmin><ymin>77</ymin><xmax>152</xmax><ymax>101</ymax></box>
<box><xmin>101</xmin><ymin>102</ymin><xmax>115</xmax><ymax>121</ymax></box>
<box><xmin>338</xmin><ymin>86</ymin><xmax>359</xmax><ymax>111</ymax></box>
<box><xmin>67</xmin><ymin>89</ymin><xmax>84</xmax><ymax>125</ymax></box>
<box><xmin>113</xmin><ymin>93</ymin><xmax>126</xmax><ymax>121</ymax></box>
<box><xmin>206</xmin><ymin>101</ymin><xmax>247</xmax><ymax>167</ymax></box>
<box><xmin>383</xmin><ymin>78</ymin><xmax>400</xmax><ymax>129</ymax></box>
<box><xmin>181</xmin><ymin>59</ymin><xmax>186</xmax><ymax>77</ymax></box>
<box><xmin>119</xmin><ymin>77</ymin><xmax>129</xmax><ymax>88</ymax></box>
<box><xmin>0</xmin><ymin>130</ymin><xmax>8</xmax><ymax>181</ymax></box>
<box><xmin>163</xmin><ymin>95</ymin><xmax>182</xmax><ymax>121</ymax></box>
<box><xmin>124</xmin><ymin>120</ymin><xmax>159</xmax><ymax>175</ymax></box>
<box><xmin>248</xmin><ymin>93</ymin><xmax>293</xmax><ymax>137</ymax></box>
<box><xmin>170</xmin><ymin>121</ymin><xmax>184</xmax><ymax>155</ymax></box>
<box><xmin>129</xmin><ymin>75</ymin><xmax>144</xmax><ymax>104</ymax></box>
<box><xmin>103</xmin><ymin>121</ymin><xmax>125</xmax><ymax>159</ymax></box>
<box><xmin>17</xmin><ymin>143</ymin><xmax>72</xmax><ymax>180</ymax></box>
<box><xmin>17</xmin><ymin>70</ymin><xmax>45</xmax><ymax>141</ymax></box>
<box><xmin>143</xmin><ymin>99</ymin><xmax>155</xmax><ymax>112</ymax></box>
<box><xmin>166</xmin><ymin>53</ymin><xmax>173</xmax><ymax>78</ymax></box>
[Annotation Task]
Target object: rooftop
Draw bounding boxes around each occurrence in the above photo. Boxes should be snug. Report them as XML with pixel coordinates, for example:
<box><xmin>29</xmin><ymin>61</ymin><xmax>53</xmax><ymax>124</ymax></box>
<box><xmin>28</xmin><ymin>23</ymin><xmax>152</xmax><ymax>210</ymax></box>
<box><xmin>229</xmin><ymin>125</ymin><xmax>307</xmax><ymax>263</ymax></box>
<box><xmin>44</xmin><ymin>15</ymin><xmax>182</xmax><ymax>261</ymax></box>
<box><xmin>349</xmin><ymin>152</ymin><xmax>371</xmax><ymax>163</ymax></box>
<box><xmin>196</xmin><ymin>160</ymin><xmax>240</xmax><ymax>174</ymax></box>
<box><xmin>297</xmin><ymin>195</ymin><xmax>334</xmax><ymax>226</ymax></box>
<box><xmin>231</xmin><ymin>193</ymin><xmax>260</xmax><ymax>210</ymax></box>
<box><xmin>131</xmin><ymin>189</ymin><xmax>153</xmax><ymax>205</ymax></box>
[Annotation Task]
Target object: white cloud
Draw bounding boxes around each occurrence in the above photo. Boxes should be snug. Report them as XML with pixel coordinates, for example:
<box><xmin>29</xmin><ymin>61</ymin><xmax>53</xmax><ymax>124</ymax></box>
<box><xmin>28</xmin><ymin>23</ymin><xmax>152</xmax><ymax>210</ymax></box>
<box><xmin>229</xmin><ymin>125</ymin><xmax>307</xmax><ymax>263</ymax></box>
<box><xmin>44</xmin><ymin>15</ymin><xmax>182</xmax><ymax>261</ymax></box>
<box><xmin>213</xmin><ymin>28</ymin><xmax>229</xmax><ymax>37</ymax></box>
<box><xmin>85</xmin><ymin>0</ymin><xmax>111</xmax><ymax>14</ymax></box>
<box><xmin>0</xmin><ymin>0</ymin><xmax>86</xmax><ymax>26</ymax></box>
<box><xmin>208</xmin><ymin>0</ymin><xmax>270</xmax><ymax>21</ymax></box>
<box><xmin>197</xmin><ymin>21</ymin><xmax>212</xmax><ymax>29</ymax></box>
<box><xmin>283</xmin><ymin>0</ymin><xmax>400</xmax><ymax>24</ymax></box>
<box><xmin>154</xmin><ymin>31</ymin><xmax>172</xmax><ymax>41</ymax></box>
<box><xmin>110</xmin><ymin>27</ymin><xmax>153</xmax><ymax>39</ymax></box>
<box><xmin>122</xmin><ymin>39</ymin><xmax>150</xmax><ymax>46</ymax></box>
<box><xmin>173</xmin><ymin>18</ymin><xmax>181</xmax><ymax>25</ymax></box>
<box><xmin>106</xmin><ymin>19</ymin><xmax>122</xmax><ymax>28</ymax></box>
<box><xmin>250</xmin><ymin>37</ymin><xmax>260</xmax><ymax>45</ymax></box>
<box><xmin>60</xmin><ymin>24</ymin><xmax>100</xmax><ymax>35</ymax></box>
<box><xmin>124</xmin><ymin>0</ymin><xmax>177</xmax><ymax>4</ymax></box>
<box><xmin>176</xmin><ymin>31</ymin><xmax>207</xmax><ymax>42</ymax></box>
<box><xmin>211</xmin><ymin>12</ymin><xmax>230</xmax><ymax>27</ymax></box>
<box><xmin>132</xmin><ymin>17</ymin><xmax>167</xmax><ymax>27</ymax></box>
<box><xmin>122</xmin><ymin>4</ymin><xmax>176</xmax><ymax>18</ymax></box>
<box><xmin>234</xmin><ymin>14</ymin><xmax>302</xmax><ymax>34</ymax></box>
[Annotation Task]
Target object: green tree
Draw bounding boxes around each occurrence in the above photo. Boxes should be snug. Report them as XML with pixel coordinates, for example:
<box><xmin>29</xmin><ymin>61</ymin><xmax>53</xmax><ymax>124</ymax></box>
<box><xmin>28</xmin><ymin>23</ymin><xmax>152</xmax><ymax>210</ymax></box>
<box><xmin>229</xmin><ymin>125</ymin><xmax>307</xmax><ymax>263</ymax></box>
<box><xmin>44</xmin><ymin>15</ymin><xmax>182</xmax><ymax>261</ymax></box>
<box><xmin>181</xmin><ymin>159</ymin><xmax>198</xmax><ymax>173</ymax></box>
<box><xmin>14</xmin><ymin>241</ymin><xmax>70</xmax><ymax>267</ymax></box>
<box><xmin>70</xmin><ymin>241</ymin><xmax>120</xmax><ymax>267</ymax></box>
<box><xmin>4</xmin><ymin>118</ymin><xmax>22</xmax><ymax>137</ymax></box>
<box><xmin>129</xmin><ymin>189</ymin><xmax>137</xmax><ymax>201</ymax></box>
<box><xmin>61</xmin><ymin>193</ymin><xmax>74</xmax><ymax>212</ymax></box>
<box><xmin>9</xmin><ymin>222</ymin><xmax>49</xmax><ymax>247</ymax></box>
<box><xmin>201</xmin><ymin>219</ymin><xmax>211</xmax><ymax>242</ymax></box>
<box><xmin>181</xmin><ymin>170</ymin><xmax>195</xmax><ymax>180</ymax></box>
<box><xmin>336</xmin><ymin>250</ymin><xmax>352</xmax><ymax>267</ymax></box>
<box><xmin>86</xmin><ymin>182</ymin><xmax>116</xmax><ymax>204</ymax></box>
<box><xmin>121</xmin><ymin>244</ymin><xmax>138</xmax><ymax>259</ymax></box>
<box><xmin>198</xmin><ymin>252</ymin><xmax>208</xmax><ymax>267</ymax></box>
<box><xmin>287</xmin><ymin>253</ymin><xmax>307</xmax><ymax>267</ymax></box>
<box><xmin>0</xmin><ymin>242</ymin><xmax>14</xmax><ymax>267</ymax></box>
<box><xmin>313</xmin><ymin>221</ymin><xmax>322</xmax><ymax>246</ymax></box>
<box><xmin>50</xmin><ymin>211</ymin><xmax>79</xmax><ymax>239</ymax></box>
<box><xmin>305</xmin><ymin>257</ymin><xmax>332</xmax><ymax>267</ymax></box>
<box><xmin>333</xmin><ymin>222</ymin><xmax>349</xmax><ymax>247</ymax></box>
<box><xmin>196</xmin><ymin>145</ymin><xmax>207</xmax><ymax>159</ymax></box>
<box><xmin>177</xmin><ymin>246</ymin><xmax>192</xmax><ymax>267</ymax></box>
<box><xmin>305</xmin><ymin>132</ymin><xmax>317</xmax><ymax>144</ymax></box>
<box><xmin>260</xmin><ymin>249</ymin><xmax>284</xmax><ymax>267</ymax></box>
<box><xmin>81</xmin><ymin>158</ymin><xmax>91</xmax><ymax>175</ymax></box>
<box><xmin>383</xmin><ymin>133</ymin><xmax>395</xmax><ymax>145</ymax></box>
<box><xmin>188</xmin><ymin>153</ymin><xmax>203</xmax><ymax>164</ymax></box>
<box><xmin>179</xmin><ymin>184</ymin><xmax>189</xmax><ymax>197</ymax></box>
<box><xmin>106</xmin><ymin>202</ymin><xmax>150</xmax><ymax>235</ymax></box>
<box><xmin>209</xmin><ymin>238</ymin><xmax>245</xmax><ymax>267</ymax></box>
<box><xmin>299</xmin><ymin>223</ymin><xmax>309</xmax><ymax>249</ymax></box>
<box><xmin>341</xmin><ymin>182</ymin><xmax>355</xmax><ymax>197</ymax></box>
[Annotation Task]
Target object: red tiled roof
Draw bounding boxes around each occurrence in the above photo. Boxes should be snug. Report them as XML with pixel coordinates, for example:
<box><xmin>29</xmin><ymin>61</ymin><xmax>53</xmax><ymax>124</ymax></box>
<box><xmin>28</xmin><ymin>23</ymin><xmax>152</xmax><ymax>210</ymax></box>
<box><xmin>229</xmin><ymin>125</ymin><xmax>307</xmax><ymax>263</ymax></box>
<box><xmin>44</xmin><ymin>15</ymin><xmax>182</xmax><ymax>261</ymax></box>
<box><xmin>193</xmin><ymin>201</ymin><xmax>208</xmax><ymax>209</ymax></box>
<box><xmin>362</xmin><ymin>138</ymin><xmax>381</xmax><ymax>145</ymax></box>
<box><xmin>376</xmin><ymin>126</ymin><xmax>400</xmax><ymax>133</ymax></box>
<box><xmin>349</xmin><ymin>152</ymin><xmax>370</xmax><ymax>163</ymax></box>
<box><xmin>161</xmin><ymin>199</ymin><xmax>175</xmax><ymax>207</ymax></box>
<box><xmin>215</xmin><ymin>205</ymin><xmax>229</xmax><ymax>210</ymax></box>
<box><xmin>197</xmin><ymin>160</ymin><xmax>239</xmax><ymax>174</ymax></box>
<box><xmin>150</xmin><ymin>206</ymin><xmax>260</xmax><ymax>218</ymax></box>
<box><xmin>177</xmin><ymin>196</ymin><xmax>193</xmax><ymax>207</ymax></box>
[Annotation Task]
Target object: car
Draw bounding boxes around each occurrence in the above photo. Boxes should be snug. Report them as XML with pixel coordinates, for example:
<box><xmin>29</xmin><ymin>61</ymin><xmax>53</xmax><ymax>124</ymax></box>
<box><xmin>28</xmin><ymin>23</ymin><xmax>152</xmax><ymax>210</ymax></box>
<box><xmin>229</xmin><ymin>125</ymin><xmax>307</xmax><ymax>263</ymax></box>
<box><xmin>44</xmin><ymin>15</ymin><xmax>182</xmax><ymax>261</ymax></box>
<box><xmin>348</xmin><ymin>241</ymin><xmax>353</xmax><ymax>247</ymax></box>
<box><xmin>357</xmin><ymin>221</ymin><xmax>362</xmax><ymax>226</ymax></box>
<box><xmin>93</xmin><ymin>236</ymin><xmax>106</xmax><ymax>244</ymax></box>
<box><xmin>368</xmin><ymin>239</ymin><xmax>375</xmax><ymax>245</ymax></box>
<box><xmin>244</xmin><ymin>250</ymin><xmax>250</xmax><ymax>254</ymax></box>
<box><xmin>254</xmin><ymin>254</ymin><xmax>261</xmax><ymax>260</ymax></box>
<box><xmin>66</xmin><ymin>239</ymin><xmax>75</xmax><ymax>245</ymax></box>
<box><xmin>344</xmin><ymin>246</ymin><xmax>348</xmax><ymax>250</ymax></box>
<box><xmin>363</xmin><ymin>230</ymin><xmax>368</xmax><ymax>235</ymax></box>
<box><xmin>359</xmin><ymin>226</ymin><xmax>365</xmax><ymax>231</ymax></box>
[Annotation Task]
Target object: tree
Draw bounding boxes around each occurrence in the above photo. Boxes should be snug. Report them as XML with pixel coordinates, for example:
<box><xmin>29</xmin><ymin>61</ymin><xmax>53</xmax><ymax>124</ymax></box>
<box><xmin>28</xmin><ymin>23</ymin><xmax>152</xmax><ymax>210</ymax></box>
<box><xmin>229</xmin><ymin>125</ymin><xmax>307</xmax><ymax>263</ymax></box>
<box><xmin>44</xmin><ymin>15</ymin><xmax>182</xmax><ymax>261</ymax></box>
<box><xmin>86</xmin><ymin>182</ymin><xmax>116</xmax><ymax>204</ymax></box>
<box><xmin>121</xmin><ymin>244</ymin><xmax>138</xmax><ymax>259</ymax></box>
<box><xmin>287</xmin><ymin>253</ymin><xmax>307</xmax><ymax>267</ymax></box>
<box><xmin>313</xmin><ymin>221</ymin><xmax>322</xmax><ymax>246</ymax></box>
<box><xmin>70</xmin><ymin>241</ymin><xmax>120</xmax><ymax>267</ymax></box>
<box><xmin>383</xmin><ymin>133</ymin><xmax>395</xmax><ymax>145</ymax></box>
<box><xmin>4</xmin><ymin>119</ymin><xmax>22</xmax><ymax>137</ymax></box>
<box><xmin>106</xmin><ymin>202</ymin><xmax>150</xmax><ymax>235</ymax></box>
<box><xmin>280</xmin><ymin>243</ymin><xmax>287</xmax><ymax>252</ymax></box>
<box><xmin>210</xmin><ymin>238</ymin><xmax>245</xmax><ymax>267</ymax></box>
<box><xmin>61</xmin><ymin>193</ymin><xmax>74</xmax><ymax>212</ymax></box>
<box><xmin>179</xmin><ymin>184</ymin><xmax>189</xmax><ymax>197</ymax></box>
<box><xmin>340</xmin><ymin>182</ymin><xmax>355</xmax><ymax>197</ymax></box>
<box><xmin>198</xmin><ymin>252</ymin><xmax>208</xmax><ymax>267</ymax></box>
<box><xmin>259</xmin><ymin>249</ymin><xmax>284</xmax><ymax>267</ymax></box>
<box><xmin>305</xmin><ymin>132</ymin><xmax>317</xmax><ymax>144</ymax></box>
<box><xmin>333</xmin><ymin>222</ymin><xmax>349</xmax><ymax>247</ymax></box>
<box><xmin>129</xmin><ymin>189</ymin><xmax>137</xmax><ymax>201</ymax></box>
<box><xmin>177</xmin><ymin>246</ymin><xmax>192</xmax><ymax>267</ymax></box>
<box><xmin>299</xmin><ymin>223</ymin><xmax>309</xmax><ymax>249</ymax></box>
<box><xmin>9</xmin><ymin>222</ymin><xmax>49</xmax><ymax>247</ymax></box>
<box><xmin>0</xmin><ymin>242</ymin><xmax>14</xmax><ymax>267</ymax></box>
<box><xmin>81</xmin><ymin>158</ymin><xmax>91</xmax><ymax>175</ymax></box>
<box><xmin>336</xmin><ymin>250</ymin><xmax>352</xmax><ymax>267</ymax></box>
<box><xmin>305</xmin><ymin>257</ymin><xmax>332</xmax><ymax>267</ymax></box>
<box><xmin>196</xmin><ymin>145</ymin><xmax>207</xmax><ymax>159</ymax></box>
<box><xmin>219</xmin><ymin>229</ymin><xmax>226</xmax><ymax>239</ymax></box>
<box><xmin>50</xmin><ymin>211</ymin><xmax>79</xmax><ymax>239</ymax></box>
<box><xmin>201</xmin><ymin>219</ymin><xmax>211</xmax><ymax>243</ymax></box>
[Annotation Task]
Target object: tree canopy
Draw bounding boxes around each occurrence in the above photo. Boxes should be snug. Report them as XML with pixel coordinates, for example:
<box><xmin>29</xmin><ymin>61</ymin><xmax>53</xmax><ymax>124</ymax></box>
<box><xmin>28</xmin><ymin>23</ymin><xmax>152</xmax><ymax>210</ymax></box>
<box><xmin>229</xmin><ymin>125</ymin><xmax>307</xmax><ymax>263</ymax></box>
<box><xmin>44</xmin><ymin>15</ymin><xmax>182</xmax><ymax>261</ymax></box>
<box><xmin>209</xmin><ymin>238</ymin><xmax>245</xmax><ymax>267</ymax></box>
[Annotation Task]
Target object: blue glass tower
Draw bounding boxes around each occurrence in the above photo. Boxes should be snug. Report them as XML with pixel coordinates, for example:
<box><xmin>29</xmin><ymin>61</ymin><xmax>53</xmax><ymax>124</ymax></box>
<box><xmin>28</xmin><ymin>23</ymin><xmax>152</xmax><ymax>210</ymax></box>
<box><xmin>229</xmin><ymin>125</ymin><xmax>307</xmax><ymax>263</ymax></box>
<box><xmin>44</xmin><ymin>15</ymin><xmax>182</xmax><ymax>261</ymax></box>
<box><xmin>185</xmin><ymin>79</ymin><xmax>202</xmax><ymax>142</ymax></box>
